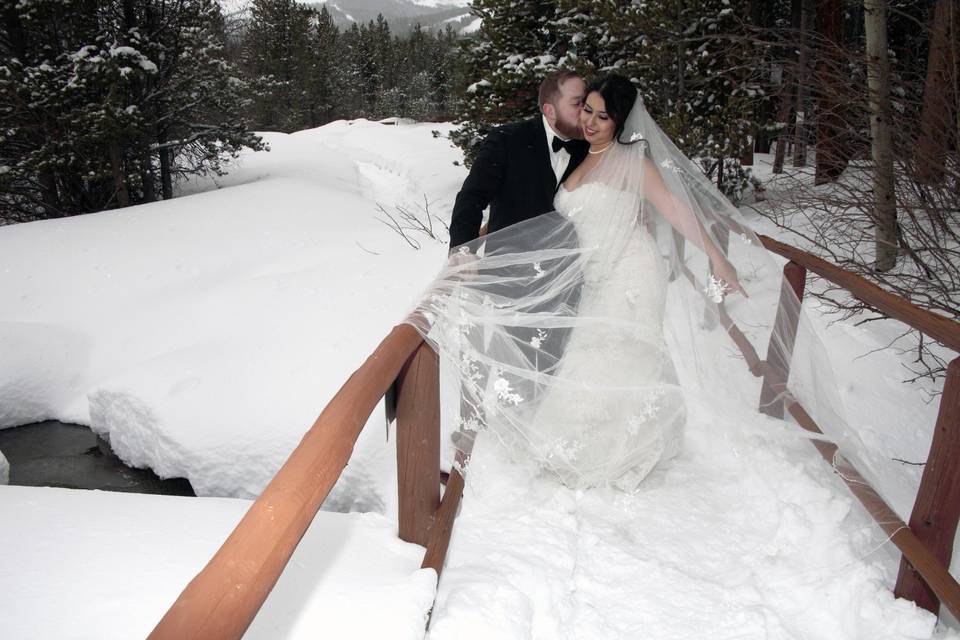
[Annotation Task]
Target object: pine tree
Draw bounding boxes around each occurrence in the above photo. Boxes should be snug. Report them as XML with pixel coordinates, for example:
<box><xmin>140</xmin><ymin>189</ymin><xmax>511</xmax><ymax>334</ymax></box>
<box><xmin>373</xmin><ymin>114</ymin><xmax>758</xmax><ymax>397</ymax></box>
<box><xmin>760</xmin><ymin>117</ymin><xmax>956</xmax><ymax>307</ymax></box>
<box><xmin>450</xmin><ymin>0</ymin><xmax>770</xmax><ymax>200</ymax></box>
<box><xmin>146</xmin><ymin>0</ymin><xmax>265</xmax><ymax>198</ymax></box>
<box><xmin>430</xmin><ymin>26</ymin><xmax>461</xmax><ymax>119</ymax></box>
<box><xmin>449</xmin><ymin>0</ymin><xmax>566</xmax><ymax>163</ymax></box>
<box><xmin>306</xmin><ymin>5</ymin><xmax>340</xmax><ymax>125</ymax></box>
<box><xmin>243</xmin><ymin>0</ymin><xmax>314</xmax><ymax>131</ymax></box>
<box><xmin>339</xmin><ymin>23</ymin><xmax>367</xmax><ymax>118</ymax></box>
<box><xmin>0</xmin><ymin>0</ymin><xmax>263</xmax><ymax>221</ymax></box>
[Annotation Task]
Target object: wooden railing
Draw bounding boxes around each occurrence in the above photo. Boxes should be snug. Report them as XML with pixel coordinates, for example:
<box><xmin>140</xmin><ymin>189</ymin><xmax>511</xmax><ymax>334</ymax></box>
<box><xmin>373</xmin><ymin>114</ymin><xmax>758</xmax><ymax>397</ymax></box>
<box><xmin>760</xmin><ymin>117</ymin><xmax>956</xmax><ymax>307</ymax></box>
<box><xmin>754</xmin><ymin>235</ymin><xmax>960</xmax><ymax>620</ymax></box>
<box><xmin>149</xmin><ymin>234</ymin><xmax>960</xmax><ymax>638</ymax></box>
<box><xmin>149</xmin><ymin>324</ymin><xmax>461</xmax><ymax>639</ymax></box>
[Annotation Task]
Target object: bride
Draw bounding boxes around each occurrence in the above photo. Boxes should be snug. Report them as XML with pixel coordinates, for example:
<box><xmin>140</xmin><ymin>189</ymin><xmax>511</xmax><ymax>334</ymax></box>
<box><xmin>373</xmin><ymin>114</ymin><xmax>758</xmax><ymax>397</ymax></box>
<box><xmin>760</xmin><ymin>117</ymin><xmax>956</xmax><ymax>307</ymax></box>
<box><xmin>408</xmin><ymin>74</ymin><xmax>767</xmax><ymax>492</ymax></box>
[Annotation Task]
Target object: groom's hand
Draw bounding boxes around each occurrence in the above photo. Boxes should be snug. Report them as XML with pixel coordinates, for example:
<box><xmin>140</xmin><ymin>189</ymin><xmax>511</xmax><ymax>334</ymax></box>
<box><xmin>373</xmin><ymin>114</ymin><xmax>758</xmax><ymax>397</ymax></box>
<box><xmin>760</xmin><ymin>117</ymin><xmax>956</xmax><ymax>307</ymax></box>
<box><xmin>447</xmin><ymin>247</ymin><xmax>480</xmax><ymax>279</ymax></box>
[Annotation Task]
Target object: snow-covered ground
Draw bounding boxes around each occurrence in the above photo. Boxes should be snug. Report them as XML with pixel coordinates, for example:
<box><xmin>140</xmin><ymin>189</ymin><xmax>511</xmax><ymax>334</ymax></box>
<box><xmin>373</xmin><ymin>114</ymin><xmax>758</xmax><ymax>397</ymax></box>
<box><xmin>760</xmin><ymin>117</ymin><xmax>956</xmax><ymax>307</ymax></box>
<box><xmin>0</xmin><ymin>485</ymin><xmax>435</xmax><ymax>639</ymax></box>
<box><xmin>0</xmin><ymin>121</ymin><xmax>957</xmax><ymax>638</ymax></box>
<box><xmin>1</xmin><ymin>119</ymin><xmax>458</xmax><ymax>502</ymax></box>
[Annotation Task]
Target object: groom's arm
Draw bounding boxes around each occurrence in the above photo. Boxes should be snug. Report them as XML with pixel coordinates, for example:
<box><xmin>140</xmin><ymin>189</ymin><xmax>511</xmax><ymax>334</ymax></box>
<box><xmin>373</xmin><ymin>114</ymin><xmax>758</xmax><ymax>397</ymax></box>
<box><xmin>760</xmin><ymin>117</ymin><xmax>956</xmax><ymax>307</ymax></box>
<box><xmin>449</xmin><ymin>127</ymin><xmax>507</xmax><ymax>250</ymax></box>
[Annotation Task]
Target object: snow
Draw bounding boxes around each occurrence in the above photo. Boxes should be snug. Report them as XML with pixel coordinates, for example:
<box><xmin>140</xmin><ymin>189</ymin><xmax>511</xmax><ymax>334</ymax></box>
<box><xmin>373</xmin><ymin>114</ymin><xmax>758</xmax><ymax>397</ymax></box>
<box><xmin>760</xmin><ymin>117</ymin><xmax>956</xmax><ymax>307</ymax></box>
<box><xmin>443</xmin><ymin>13</ymin><xmax>473</xmax><ymax>25</ymax></box>
<box><xmin>409</xmin><ymin>0</ymin><xmax>470</xmax><ymax>7</ymax></box>
<box><xmin>0</xmin><ymin>124</ymin><xmax>957</xmax><ymax>638</ymax></box>
<box><xmin>429</xmin><ymin>396</ymin><xmax>950</xmax><ymax>639</ymax></box>
<box><xmin>460</xmin><ymin>17</ymin><xmax>482</xmax><ymax>35</ymax></box>
<box><xmin>0</xmin><ymin>118</ymin><xmax>460</xmax><ymax>500</ymax></box>
<box><xmin>0</xmin><ymin>485</ymin><xmax>435</xmax><ymax>639</ymax></box>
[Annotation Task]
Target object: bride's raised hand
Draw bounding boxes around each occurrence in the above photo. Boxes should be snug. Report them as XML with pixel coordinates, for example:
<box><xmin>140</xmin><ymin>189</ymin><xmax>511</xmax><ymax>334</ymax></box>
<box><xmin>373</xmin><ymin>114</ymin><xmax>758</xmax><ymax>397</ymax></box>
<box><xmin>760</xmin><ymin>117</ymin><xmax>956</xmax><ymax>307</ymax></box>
<box><xmin>713</xmin><ymin>258</ymin><xmax>748</xmax><ymax>298</ymax></box>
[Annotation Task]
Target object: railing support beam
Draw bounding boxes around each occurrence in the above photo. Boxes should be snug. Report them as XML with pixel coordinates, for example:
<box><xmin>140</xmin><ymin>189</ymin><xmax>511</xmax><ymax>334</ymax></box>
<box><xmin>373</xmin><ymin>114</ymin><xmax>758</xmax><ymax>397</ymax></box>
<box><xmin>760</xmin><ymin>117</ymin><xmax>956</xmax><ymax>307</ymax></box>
<box><xmin>759</xmin><ymin>260</ymin><xmax>806</xmax><ymax>418</ymax></box>
<box><xmin>396</xmin><ymin>343</ymin><xmax>442</xmax><ymax>547</ymax></box>
<box><xmin>895</xmin><ymin>356</ymin><xmax>960</xmax><ymax>615</ymax></box>
<box><xmin>422</xmin><ymin>468</ymin><xmax>465</xmax><ymax>575</ymax></box>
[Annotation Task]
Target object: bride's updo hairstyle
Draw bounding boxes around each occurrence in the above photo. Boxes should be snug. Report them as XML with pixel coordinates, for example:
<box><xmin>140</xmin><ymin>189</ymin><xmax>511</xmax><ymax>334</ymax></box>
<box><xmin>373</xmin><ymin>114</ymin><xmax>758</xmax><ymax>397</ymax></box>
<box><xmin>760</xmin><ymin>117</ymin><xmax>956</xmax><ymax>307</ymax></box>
<box><xmin>584</xmin><ymin>74</ymin><xmax>642</xmax><ymax>144</ymax></box>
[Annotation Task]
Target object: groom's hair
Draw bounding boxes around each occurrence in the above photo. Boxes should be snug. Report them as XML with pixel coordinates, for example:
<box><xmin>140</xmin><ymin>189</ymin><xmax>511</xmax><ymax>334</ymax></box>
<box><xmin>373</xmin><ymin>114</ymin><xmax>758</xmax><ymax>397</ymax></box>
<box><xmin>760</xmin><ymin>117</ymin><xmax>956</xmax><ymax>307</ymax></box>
<box><xmin>538</xmin><ymin>71</ymin><xmax>581</xmax><ymax>110</ymax></box>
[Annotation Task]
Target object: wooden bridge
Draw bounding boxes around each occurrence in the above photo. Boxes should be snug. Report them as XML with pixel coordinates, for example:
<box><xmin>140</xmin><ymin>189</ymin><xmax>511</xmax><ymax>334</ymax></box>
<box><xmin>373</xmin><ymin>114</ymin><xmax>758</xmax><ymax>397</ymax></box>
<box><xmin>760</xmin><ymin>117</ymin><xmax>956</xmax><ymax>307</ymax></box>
<box><xmin>148</xmin><ymin>236</ymin><xmax>960</xmax><ymax>638</ymax></box>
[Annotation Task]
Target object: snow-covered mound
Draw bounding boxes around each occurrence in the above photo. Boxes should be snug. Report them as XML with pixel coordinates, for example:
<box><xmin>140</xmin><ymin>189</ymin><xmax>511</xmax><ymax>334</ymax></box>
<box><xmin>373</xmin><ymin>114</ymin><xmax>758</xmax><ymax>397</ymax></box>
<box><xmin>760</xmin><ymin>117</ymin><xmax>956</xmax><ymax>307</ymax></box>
<box><xmin>0</xmin><ymin>119</ymin><xmax>462</xmax><ymax>503</ymax></box>
<box><xmin>0</xmin><ymin>485</ymin><xmax>435</xmax><ymax>639</ymax></box>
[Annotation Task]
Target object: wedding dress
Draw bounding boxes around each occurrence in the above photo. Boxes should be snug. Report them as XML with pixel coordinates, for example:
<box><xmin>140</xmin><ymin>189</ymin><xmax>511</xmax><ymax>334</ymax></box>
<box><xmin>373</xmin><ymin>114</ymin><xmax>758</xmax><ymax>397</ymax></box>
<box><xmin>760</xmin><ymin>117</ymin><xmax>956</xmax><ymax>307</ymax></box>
<box><xmin>525</xmin><ymin>183</ymin><xmax>685</xmax><ymax>490</ymax></box>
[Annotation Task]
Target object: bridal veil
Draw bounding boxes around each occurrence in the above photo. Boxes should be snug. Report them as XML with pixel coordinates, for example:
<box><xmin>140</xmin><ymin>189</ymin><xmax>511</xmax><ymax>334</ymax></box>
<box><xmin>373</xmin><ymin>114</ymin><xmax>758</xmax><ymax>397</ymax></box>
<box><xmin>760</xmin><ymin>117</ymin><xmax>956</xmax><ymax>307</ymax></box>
<box><xmin>405</xmin><ymin>88</ymin><xmax>863</xmax><ymax>494</ymax></box>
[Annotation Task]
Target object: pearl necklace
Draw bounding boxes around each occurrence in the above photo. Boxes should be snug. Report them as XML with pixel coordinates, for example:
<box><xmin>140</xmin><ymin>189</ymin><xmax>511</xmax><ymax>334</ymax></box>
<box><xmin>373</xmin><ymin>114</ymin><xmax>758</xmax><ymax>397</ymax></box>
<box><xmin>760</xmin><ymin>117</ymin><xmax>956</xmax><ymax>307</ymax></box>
<box><xmin>588</xmin><ymin>142</ymin><xmax>614</xmax><ymax>155</ymax></box>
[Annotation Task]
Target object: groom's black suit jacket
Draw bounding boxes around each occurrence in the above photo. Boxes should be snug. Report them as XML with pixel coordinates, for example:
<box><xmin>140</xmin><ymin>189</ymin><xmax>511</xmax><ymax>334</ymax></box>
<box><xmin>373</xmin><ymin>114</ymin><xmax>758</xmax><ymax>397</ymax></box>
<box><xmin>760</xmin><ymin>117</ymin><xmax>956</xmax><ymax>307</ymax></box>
<box><xmin>449</xmin><ymin>116</ymin><xmax>589</xmax><ymax>249</ymax></box>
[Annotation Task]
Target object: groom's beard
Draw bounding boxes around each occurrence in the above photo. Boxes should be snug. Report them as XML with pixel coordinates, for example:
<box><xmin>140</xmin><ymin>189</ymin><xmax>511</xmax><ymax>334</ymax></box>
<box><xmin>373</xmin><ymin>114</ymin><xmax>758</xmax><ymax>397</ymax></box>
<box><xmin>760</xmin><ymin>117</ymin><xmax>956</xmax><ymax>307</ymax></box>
<box><xmin>554</xmin><ymin>115</ymin><xmax>584</xmax><ymax>140</ymax></box>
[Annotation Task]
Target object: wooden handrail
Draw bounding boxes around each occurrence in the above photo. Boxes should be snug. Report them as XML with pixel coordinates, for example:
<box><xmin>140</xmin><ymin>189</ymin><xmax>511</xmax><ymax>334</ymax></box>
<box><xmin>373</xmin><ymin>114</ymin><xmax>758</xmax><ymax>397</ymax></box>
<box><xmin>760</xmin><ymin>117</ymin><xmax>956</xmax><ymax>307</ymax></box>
<box><xmin>758</xmin><ymin>235</ymin><xmax>960</xmax><ymax>352</ymax></box>
<box><xmin>773</xmin><ymin>373</ymin><xmax>960</xmax><ymax>619</ymax></box>
<box><xmin>744</xmin><ymin>247</ymin><xmax>960</xmax><ymax>619</ymax></box>
<box><xmin>149</xmin><ymin>323</ymin><xmax>425</xmax><ymax>640</ymax></box>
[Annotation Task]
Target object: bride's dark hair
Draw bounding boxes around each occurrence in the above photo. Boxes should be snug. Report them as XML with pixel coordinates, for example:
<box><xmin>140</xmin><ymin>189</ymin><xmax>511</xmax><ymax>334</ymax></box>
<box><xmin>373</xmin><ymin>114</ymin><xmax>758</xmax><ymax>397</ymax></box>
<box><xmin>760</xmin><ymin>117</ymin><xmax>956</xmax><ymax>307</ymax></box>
<box><xmin>584</xmin><ymin>74</ymin><xmax>640</xmax><ymax>144</ymax></box>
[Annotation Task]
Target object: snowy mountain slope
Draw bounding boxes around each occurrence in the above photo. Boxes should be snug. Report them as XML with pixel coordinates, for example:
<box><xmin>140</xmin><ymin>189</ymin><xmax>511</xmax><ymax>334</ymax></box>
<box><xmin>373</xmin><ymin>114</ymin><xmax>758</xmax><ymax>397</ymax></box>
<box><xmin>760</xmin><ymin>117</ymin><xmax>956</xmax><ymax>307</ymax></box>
<box><xmin>306</xmin><ymin>1</ymin><xmax>472</xmax><ymax>32</ymax></box>
<box><xmin>220</xmin><ymin>0</ymin><xmax>474</xmax><ymax>33</ymax></box>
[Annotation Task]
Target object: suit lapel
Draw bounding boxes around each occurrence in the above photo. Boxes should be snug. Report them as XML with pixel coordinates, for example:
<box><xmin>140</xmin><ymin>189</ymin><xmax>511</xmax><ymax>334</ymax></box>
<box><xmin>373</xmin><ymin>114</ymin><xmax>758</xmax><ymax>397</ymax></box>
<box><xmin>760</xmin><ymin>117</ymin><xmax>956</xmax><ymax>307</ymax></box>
<box><xmin>529</xmin><ymin>117</ymin><xmax>558</xmax><ymax>195</ymax></box>
<box><xmin>558</xmin><ymin>140</ymin><xmax>589</xmax><ymax>188</ymax></box>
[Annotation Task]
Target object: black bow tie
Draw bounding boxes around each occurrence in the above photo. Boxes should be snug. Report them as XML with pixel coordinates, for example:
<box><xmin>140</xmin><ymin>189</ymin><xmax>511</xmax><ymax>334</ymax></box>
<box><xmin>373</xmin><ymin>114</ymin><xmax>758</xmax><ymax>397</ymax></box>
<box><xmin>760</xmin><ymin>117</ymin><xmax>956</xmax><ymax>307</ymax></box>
<box><xmin>552</xmin><ymin>136</ymin><xmax>577</xmax><ymax>154</ymax></box>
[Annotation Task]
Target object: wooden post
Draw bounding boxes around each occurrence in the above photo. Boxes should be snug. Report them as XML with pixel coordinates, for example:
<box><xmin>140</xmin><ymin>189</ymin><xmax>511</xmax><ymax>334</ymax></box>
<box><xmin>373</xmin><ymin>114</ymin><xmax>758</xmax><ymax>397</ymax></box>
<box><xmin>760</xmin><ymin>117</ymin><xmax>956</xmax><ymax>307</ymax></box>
<box><xmin>895</xmin><ymin>356</ymin><xmax>960</xmax><ymax>615</ymax></box>
<box><xmin>759</xmin><ymin>260</ymin><xmax>807</xmax><ymax>418</ymax></box>
<box><xmin>421</xmin><ymin>468</ymin><xmax>465</xmax><ymax>575</ymax></box>
<box><xmin>396</xmin><ymin>343</ymin><xmax>442</xmax><ymax>547</ymax></box>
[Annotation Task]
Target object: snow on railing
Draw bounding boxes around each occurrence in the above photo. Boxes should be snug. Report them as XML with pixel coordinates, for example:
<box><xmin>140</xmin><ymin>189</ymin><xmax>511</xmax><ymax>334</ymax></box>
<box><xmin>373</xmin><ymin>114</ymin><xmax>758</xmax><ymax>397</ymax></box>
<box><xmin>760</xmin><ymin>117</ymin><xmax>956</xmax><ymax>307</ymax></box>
<box><xmin>148</xmin><ymin>324</ymin><xmax>461</xmax><ymax>639</ymax></box>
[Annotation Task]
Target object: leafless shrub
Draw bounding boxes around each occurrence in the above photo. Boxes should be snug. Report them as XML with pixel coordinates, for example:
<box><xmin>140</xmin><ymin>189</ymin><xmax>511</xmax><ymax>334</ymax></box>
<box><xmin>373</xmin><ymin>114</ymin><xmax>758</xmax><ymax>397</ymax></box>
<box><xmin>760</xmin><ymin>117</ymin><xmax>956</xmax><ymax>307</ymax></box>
<box><xmin>375</xmin><ymin>195</ymin><xmax>450</xmax><ymax>250</ymax></box>
<box><xmin>746</xmin><ymin>2</ymin><xmax>959</xmax><ymax>383</ymax></box>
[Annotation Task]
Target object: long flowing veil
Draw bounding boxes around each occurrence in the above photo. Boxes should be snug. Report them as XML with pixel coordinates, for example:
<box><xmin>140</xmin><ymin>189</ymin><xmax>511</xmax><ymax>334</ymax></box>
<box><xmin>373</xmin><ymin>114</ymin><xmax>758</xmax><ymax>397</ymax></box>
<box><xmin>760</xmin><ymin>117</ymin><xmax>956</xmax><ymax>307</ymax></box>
<box><xmin>405</xmin><ymin>91</ymin><xmax>859</xmax><ymax>494</ymax></box>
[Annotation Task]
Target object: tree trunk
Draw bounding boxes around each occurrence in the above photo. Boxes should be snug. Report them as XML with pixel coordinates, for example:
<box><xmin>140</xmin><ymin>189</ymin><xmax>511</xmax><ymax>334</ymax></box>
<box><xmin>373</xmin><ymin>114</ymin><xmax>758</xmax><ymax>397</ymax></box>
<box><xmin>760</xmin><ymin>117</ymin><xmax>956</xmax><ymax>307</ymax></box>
<box><xmin>141</xmin><ymin>149</ymin><xmax>156</xmax><ymax>203</ymax></box>
<box><xmin>159</xmin><ymin>147</ymin><xmax>173</xmax><ymax>200</ymax></box>
<box><xmin>38</xmin><ymin>170</ymin><xmax>60</xmax><ymax>217</ymax></box>
<box><xmin>773</xmin><ymin>74</ymin><xmax>795</xmax><ymax>174</ymax></box>
<box><xmin>749</xmin><ymin>0</ymin><xmax>774</xmax><ymax>154</ymax></box>
<box><xmin>864</xmin><ymin>0</ymin><xmax>898</xmax><ymax>272</ymax></box>
<box><xmin>792</xmin><ymin>0</ymin><xmax>811</xmax><ymax>167</ymax></box>
<box><xmin>915</xmin><ymin>0</ymin><xmax>956</xmax><ymax>185</ymax></box>
<box><xmin>773</xmin><ymin>0</ymin><xmax>803</xmax><ymax>174</ymax></box>
<box><xmin>814</xmin><ymin>0</ymin><xmax>852</xmax><ymax>184</ymax></box>
<box><xmin>2</xmin><ymin>4</ymin><xmax>27</xmax><ymax>58</ymax></box>
<box><xmin>108</xmin><ymin>140</ymin><xmax>130</xmax><ymax>208</ymax></box>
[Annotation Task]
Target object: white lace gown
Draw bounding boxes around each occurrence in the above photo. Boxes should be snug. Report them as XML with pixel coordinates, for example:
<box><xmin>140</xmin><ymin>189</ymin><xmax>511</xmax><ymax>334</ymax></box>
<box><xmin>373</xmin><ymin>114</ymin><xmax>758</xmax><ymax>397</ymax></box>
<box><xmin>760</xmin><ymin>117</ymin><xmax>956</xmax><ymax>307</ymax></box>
<box><xmin>520</xmin><ymin>183</ymin><xmax>686</xmax><ymax>491</ymax></box>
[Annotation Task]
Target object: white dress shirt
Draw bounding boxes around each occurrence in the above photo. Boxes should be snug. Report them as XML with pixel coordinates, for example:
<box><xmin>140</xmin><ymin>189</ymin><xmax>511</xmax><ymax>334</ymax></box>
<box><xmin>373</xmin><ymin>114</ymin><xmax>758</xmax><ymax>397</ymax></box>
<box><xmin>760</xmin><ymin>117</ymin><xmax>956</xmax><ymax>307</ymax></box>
<box><xmin>543</xmin><ymin>115</ymin><xmax>571</xmax><ymax>184</ymax></box>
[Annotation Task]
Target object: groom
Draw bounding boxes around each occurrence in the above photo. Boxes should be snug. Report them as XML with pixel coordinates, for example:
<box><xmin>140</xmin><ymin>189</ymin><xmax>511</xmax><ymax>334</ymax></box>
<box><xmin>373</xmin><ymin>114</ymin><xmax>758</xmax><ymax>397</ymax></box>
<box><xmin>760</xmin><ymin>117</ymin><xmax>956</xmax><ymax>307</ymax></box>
<box><xmin>448</xmin><ymin>71</ymin><xmax>589</xmax><ymax>249</ymax></box>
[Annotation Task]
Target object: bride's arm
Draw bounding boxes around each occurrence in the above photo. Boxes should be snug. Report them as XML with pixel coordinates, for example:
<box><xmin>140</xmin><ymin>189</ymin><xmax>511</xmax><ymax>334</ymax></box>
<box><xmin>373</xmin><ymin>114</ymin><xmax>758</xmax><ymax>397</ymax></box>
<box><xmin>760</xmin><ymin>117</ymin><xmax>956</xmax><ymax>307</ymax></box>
<box><xmin>641</xmin><ymin>156</ymin><xmax>747</xmax><ymax>296</ymax></box>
